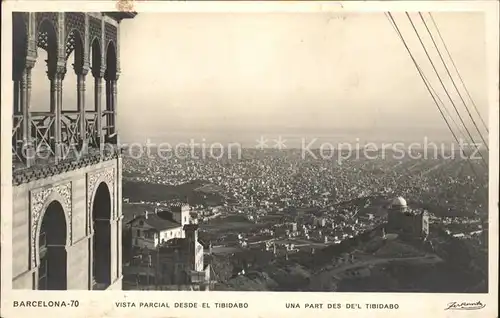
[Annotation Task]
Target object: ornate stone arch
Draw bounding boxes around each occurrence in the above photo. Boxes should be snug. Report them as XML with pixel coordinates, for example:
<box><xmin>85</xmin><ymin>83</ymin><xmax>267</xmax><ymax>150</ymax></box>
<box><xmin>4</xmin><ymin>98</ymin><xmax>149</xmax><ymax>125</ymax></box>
<box><xmin>104</xmin><ymin>22</ymin><xmax>117</xmax><ymax>72</ymax></box>
<box><xmin>30</xmin><ymin>182</ymin><xmax>72</xmax><ymax>268</ymax></box>
<box><xmin>104</xmin><ymin>23</ymin><xmax>117</xmax><ymax>49</ymax></box>
<box><xmin>64</xmin><ymin>12</ymin><xmax>86</xmax><ymax>58</ymax></box>
<box><xmin>89</xmin><ymin>35</ymin><xmax>102</xmax><ymax>52</ymax></box>
<box><xmin>88</xmin><ymin>16</ymin><xmax>102</xmax><ymax>45</ymax></box>
<box><xmin>89</xmin><ymin>15</ymin><xmax>104</xmax><ymax>73</ymax></box>
<box><xmin>36</xmin><ymin>13</ymin><xmax>61</xmax><ymax>78</ymax></box>
<box><xmin>104</xmin><ymin>40</ymin><xmax>118</xmax><ymax>80</ymax></box>
<box><xmin>64</xmin><ymin>25</ymin><xmax>85</xmax><ymax>70</ymax></box>
<box><xmin>36</xmin><ymin>13</ymin><xmax>58</xmax><ymax>52</ymax></box>
<box><xmin>90</xmin><ymin>37</ymin><xmax>103</xmax><ymax>77</ymax></box>
<box><xmin>87</xmin><ymin>168</ymin><xmax>115</xmax><ymax>233</ymax></box>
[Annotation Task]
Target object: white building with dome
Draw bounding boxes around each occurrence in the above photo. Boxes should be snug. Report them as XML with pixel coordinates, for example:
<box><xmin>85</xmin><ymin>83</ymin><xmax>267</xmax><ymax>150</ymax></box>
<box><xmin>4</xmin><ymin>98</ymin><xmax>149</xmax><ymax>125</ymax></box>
<box><xmin>386</xmin><ymin>196</ymin><xmax>429</xmax><ymax>239</ymax></box>
<box><xmin>390</xmin><ymin>196</ymin><xmax>408</xmax><ymax>209</ymax></box>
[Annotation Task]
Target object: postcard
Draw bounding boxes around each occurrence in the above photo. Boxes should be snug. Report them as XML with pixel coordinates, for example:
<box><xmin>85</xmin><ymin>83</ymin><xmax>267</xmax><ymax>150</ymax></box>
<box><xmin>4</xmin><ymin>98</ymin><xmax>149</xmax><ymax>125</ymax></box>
<box><xmin>1</xmin><ymin>1</ymin><xmax>498</xmax><ymax>317</ymax></box>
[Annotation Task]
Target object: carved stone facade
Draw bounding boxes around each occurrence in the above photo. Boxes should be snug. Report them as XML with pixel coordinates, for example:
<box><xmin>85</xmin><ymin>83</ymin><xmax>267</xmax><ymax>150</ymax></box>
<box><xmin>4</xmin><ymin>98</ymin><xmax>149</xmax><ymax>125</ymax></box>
<box><xmin>12</xmin><ymin>148</ymin><xmax>120</xmax><ymax>186</ymax></box>
<box><xmin>30</xmin><ymin>182</ymin><xmax>72</xmax><ymax>267</ymax></box>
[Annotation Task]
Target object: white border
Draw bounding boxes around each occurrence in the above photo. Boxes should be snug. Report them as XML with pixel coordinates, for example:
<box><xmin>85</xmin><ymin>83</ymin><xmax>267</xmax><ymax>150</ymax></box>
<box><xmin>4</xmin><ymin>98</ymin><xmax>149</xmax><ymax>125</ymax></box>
<box><xmin>1</xmin><ymin>1</ymin><xmax>498</xmax><ymax>318</ymax></box>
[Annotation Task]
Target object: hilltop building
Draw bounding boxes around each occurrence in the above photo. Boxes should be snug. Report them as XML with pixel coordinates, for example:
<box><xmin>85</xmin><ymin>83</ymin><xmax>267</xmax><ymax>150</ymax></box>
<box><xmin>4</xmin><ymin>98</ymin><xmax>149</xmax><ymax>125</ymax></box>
<box><xmin>127</xmin><ymin>204</ymin><xmax>190</xmax><ymax>249</ymax></box>
<box><xmin>156</xmin><ymin>224</ymin><xmax>209</xmax><ymax>286</ymax></box>
<box><xmin>386</xmin><ymin>196</ymin><xmax>429</xmax><ymax>240</ymax></box>
<box><xmin>11</xmin><ymin>12</ymin><xmax>135</xmax><ymax>290</ymax></box>
<box><xmin>124</xmin><ymin>205</ymin><xmax>210</xmax><ymax>289</ymax></box>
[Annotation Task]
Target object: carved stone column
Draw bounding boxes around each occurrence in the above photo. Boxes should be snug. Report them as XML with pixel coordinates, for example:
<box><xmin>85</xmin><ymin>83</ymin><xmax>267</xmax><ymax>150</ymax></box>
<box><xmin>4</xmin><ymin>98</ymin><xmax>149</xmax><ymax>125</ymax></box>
<box><xmin>18</xmin><ymin>69</ymin><xmax>28</xmax><ymax>159</ymax></box>
<box><xmin>104</xmin><ymin>72</ymin><xmax>118</xmax><ymax>145</ymax></box>
<box><xmin>49</xmin><ymin>73</ymin><xmax>56</xmax><ymax>153</ymax></box>
<box><xmin>57</xmin><ymin>67</ymin><xmax>66</xmax><ymax>159</ymax></box>
<box><xmin>105</xmin><ymin>79</ymin><xmax>112</xmax><ymax>137</ymax></box>
<box><xmin>48</xmin><ymin>64</ymin><xmax>66</xmax><ymax>161</ymax></box>
<box><xmin>13</xmin><ymin>79</ymin><xmax>20</xmax><ymax>115</ymax></box>
<box><xmin>13</xmin><ymin>58</ymin><xmax>35</xmax><ymax>166</ymax></box>
<box><xmin>23</xmin><ymin>12</ymin><xmax>37</xmax><ymax>166</ymax></box>
<box><xmin>93</xmin><ymin>68</ymin><xmax>105</xmax><ymax>149</ymax></box>
<box><xmin>111</xmin><ymin>77</ymin><xmax>118</xmax><ymax>141</ymax></box>
<box><xmin>23</xmin><ymin>59</ymin><xmax>36</xmax><ymax>166</ymax></box>
<box><xmin>76</xmin><ymin>66</ymin><xmax>89</xmax><ymax>152</ymax></box>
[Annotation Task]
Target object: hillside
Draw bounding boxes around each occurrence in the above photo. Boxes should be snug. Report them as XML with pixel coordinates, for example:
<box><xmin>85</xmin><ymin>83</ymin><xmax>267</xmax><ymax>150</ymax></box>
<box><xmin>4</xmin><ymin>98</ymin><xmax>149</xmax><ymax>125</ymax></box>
<box><xmin>122</xmin><ymin>180</ymin><xmax>225</xmax><ymax>206</ymax></box>
<box><xmin>210</xmin><ymin>226</ymin><xmax>487</xmax><ymax>293</ymax></box>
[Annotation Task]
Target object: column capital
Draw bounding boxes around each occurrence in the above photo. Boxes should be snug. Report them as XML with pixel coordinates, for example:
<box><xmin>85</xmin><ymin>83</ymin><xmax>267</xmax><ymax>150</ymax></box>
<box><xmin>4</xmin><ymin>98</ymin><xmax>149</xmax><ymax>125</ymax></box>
<box><xmin>92</xmin><ymin>67</ymin><xmax>106</xmax><ymax>79</ymax></box>
<box><xmin>104</xmin><ymin>72</ymin><xmax>119</xmax><ymax>81</ymax></box>
<box><xmin>13</xmin><ymin>58</ymin><xmax>36</xmax><ymax>81</ymax></box>
<box><xmin>47</xmin><ymin>63</ymin><xmax>67</xmax><ymax>81</ymax></box>
<box><xmin>27</xmin><ymin>48</ymin><xmax>38</xmax><ymax>62</ymax></box>
<box><xmin>75</xmin><ymin>64</ymin><xmax>90</xmax><ymax>77</ymax></box>
<box><xmin>25</xmin><ymin>57</ymin><xmax>37</xmax><ymax>70</ymax></box>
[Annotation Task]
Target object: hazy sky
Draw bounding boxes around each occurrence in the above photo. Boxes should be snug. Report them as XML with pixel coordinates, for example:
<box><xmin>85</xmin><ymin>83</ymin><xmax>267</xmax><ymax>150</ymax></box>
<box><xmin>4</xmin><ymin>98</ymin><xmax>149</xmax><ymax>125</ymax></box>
<box><xmin>31</xmin><ymin>12</ymin><xmax>487</xmax><ymax>145</ymax></box>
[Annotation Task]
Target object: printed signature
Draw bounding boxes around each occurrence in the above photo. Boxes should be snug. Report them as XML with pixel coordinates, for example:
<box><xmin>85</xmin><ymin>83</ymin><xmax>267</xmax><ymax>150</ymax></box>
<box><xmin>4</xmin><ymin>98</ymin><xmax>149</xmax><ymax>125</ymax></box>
<box><xmin>445</xmin><ymin>301</ymin><xmax>486</xmax><ymax>311</ymax></box>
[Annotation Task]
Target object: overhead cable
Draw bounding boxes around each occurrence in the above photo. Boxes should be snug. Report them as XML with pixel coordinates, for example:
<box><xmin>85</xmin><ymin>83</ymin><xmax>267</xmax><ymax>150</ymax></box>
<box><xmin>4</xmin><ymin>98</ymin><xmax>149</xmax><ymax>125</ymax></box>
<box><xmin>428</xmin><ymin>12</ymin><xmax>489</xmax><ymax>134</ymax></box>
<box><xmin>419</xmin><ymin>12</ymin><xmax>489</xmax><ymax>151</ymax></box>
<box><xmin>385</xmin><ymin>12</ymin><xmax>486</xmax><ymax>179</ymax></box>
<box><xmin>405</xmin><ymin>12</ymin><xmax>488</xmax><ymax>167</ymax></box>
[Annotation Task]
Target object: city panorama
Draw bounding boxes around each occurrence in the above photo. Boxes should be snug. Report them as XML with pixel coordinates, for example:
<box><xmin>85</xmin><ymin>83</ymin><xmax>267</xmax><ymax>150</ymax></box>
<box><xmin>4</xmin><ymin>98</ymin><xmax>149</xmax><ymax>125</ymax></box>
<box><xmin>9</xmin><ymin>11</ymin><xmax>489</xmax><ymax>292</ymax></box>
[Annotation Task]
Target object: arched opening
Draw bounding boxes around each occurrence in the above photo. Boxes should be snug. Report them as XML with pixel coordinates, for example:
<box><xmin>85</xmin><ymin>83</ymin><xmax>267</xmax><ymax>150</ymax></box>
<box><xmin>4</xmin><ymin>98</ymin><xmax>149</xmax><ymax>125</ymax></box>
<box><xmin>88</xmin><ymin>39</ymin><xmax>101</xmax><ymax>109</ymax></box>
<box><xmin>38</xmin><ymin>200</ymin><xmax>67</xmax><ymax>290</ymax></box>
<box><xmin>105</xmin><ymin>41</ymin><xmax>117</xmax><ymax>140</ymax></box>
<box><xmin>31</xmin><ymin>18</ymin><xmax>58</xmax><ymax>112</ymax></box>
<box><xmin>105</xmin><ymin>41</ymin><xmax>117</xmax><ymax>79</ymax></box>
<box><xmin>85</xmin><ymin>38</ymin><xmax>102</xmax><ymax>147</ymax></box>
<box><xmin>62</xmin><ymin>29</ymin><xmax>84</xmax><ymax>111</ymax></box>
<box><xmin>61</xmin><ymin>29</ymin><xmax>84</xmax><ymax>152</ymax></box>
<box><xmin>31</xmin><ymin>18</ymin><xmax>58</xmax><ymax>159</ymax></box>
<box><xmin>92</xmin><ymin>182</ymin><xmax>111</xmax><ymax>289</ymax></box>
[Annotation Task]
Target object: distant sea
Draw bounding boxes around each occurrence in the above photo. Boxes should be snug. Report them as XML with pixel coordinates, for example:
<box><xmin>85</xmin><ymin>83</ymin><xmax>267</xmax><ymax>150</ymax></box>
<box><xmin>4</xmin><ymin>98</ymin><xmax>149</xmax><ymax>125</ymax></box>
<box><xmin>121</xmin><ymin>130</ymin><xmax>480</xmax><ymax>149</ymax></box>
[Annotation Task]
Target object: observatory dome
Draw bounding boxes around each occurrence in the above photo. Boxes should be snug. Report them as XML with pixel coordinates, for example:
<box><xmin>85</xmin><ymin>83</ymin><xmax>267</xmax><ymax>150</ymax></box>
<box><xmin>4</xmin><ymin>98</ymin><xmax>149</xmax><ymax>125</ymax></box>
<box><xmin>390</xmin><ymin>196</ymin><xmax>407</xmax><ymax>208</ymax></box>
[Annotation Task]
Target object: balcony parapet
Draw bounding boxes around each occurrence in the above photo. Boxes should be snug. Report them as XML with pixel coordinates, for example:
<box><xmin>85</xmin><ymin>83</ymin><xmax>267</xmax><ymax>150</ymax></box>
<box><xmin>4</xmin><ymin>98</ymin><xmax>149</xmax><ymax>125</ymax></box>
<box><xmin>12</xmin><ymin>144</ymin><xmax>121</xmax><ymax>186</ymax></box>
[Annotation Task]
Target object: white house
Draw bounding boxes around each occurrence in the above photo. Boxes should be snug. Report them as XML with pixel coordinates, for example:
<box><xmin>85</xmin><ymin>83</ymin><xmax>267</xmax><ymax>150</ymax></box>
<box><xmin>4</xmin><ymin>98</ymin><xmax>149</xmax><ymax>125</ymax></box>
<box><xmin>127</xmin><ymin>204</ymin><xmax>191</xmax><ymax>249</ymax></box>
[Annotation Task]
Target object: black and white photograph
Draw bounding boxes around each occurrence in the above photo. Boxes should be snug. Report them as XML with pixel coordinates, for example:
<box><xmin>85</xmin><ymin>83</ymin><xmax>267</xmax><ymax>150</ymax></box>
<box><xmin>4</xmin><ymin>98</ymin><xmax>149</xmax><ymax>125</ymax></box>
<box><xmin>1</xmin><ymin>1</ymin><xmax>498</xmax><ymax>317</ymax></box>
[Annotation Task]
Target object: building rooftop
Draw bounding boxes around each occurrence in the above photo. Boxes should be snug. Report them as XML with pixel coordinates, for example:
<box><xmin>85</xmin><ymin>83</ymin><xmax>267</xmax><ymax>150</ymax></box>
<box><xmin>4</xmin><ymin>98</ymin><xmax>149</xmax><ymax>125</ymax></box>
<box><xmin>128</xmin><ymin>213</ymin><xmax>181</xmax><ymax>231</ymax></box>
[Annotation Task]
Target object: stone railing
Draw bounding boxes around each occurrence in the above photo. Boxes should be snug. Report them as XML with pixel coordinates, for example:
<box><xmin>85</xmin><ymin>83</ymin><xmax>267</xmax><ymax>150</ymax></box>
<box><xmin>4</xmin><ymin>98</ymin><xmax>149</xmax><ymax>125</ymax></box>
<box><xmin>12</xmin><ymin>144</ymin><xmax>121</xmax><ymax>186</ymax></box>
